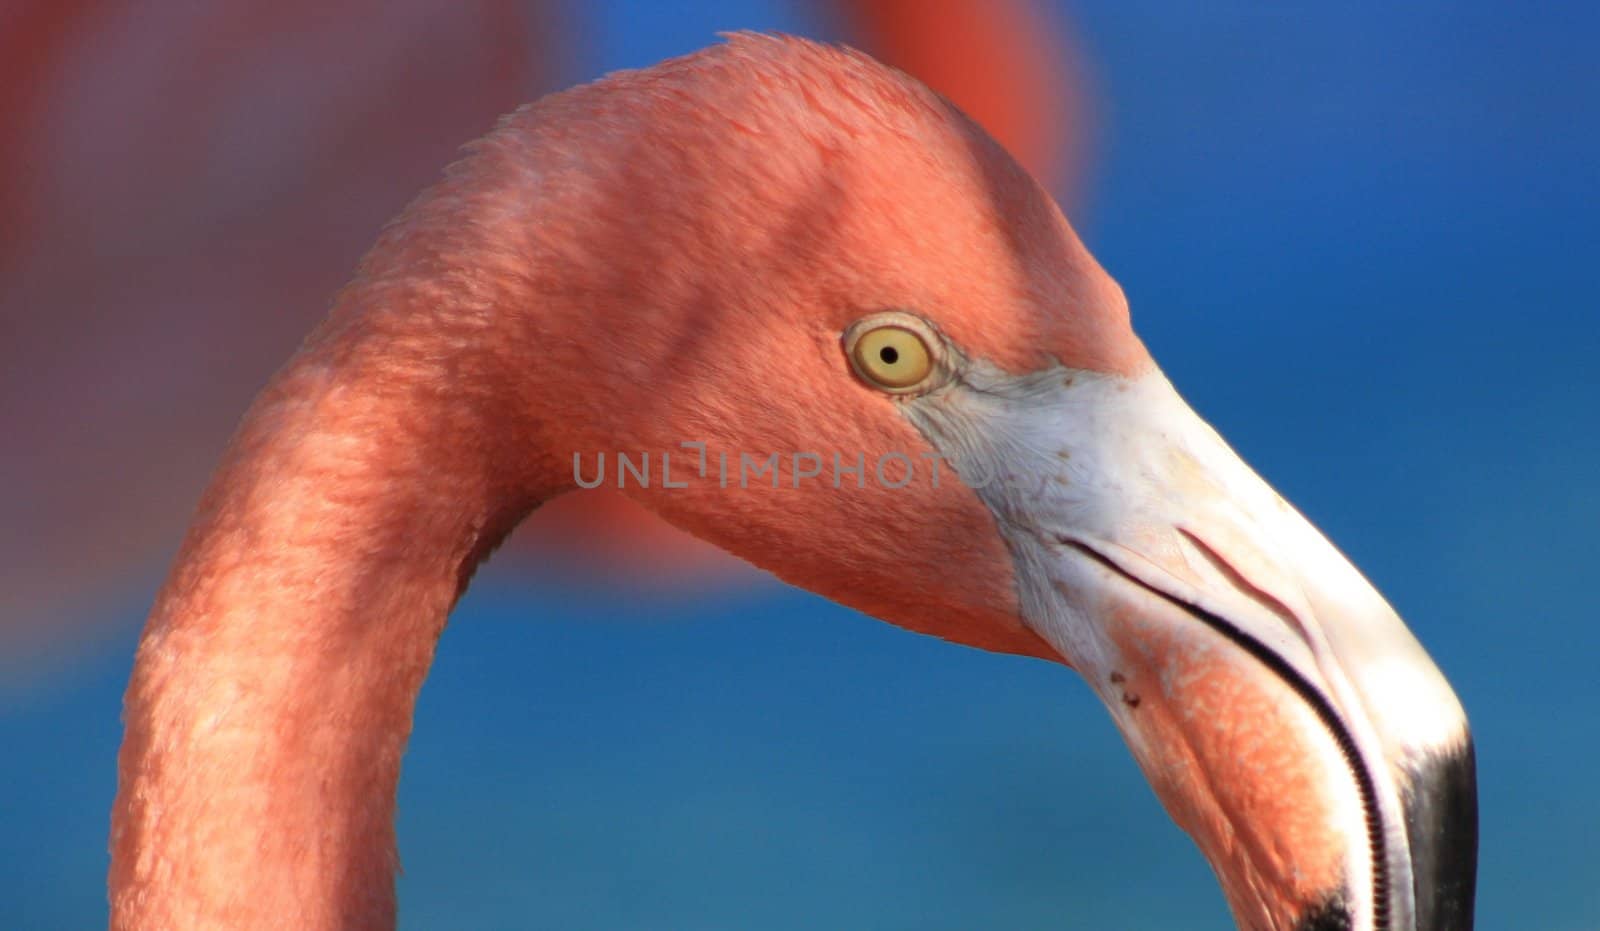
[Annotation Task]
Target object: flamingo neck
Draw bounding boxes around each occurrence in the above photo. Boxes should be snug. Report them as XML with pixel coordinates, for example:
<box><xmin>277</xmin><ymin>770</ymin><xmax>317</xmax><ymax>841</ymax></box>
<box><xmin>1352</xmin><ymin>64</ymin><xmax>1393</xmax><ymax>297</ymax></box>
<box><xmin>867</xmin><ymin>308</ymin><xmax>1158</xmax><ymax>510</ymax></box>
<box><xmin>109</xmin><ymin>265</ymin><xmax>548</xmax><ymax>929</ymax></box>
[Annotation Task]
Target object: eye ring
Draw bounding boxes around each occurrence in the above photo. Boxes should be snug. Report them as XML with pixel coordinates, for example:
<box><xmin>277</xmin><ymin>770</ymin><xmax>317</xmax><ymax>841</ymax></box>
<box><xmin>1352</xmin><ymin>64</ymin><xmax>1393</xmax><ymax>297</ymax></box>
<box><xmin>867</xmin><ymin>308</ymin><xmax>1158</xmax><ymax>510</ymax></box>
<box><xmin>842</xmin><ymin>312</ymin><xmax>950</xmax><ymax>395</ymax></box>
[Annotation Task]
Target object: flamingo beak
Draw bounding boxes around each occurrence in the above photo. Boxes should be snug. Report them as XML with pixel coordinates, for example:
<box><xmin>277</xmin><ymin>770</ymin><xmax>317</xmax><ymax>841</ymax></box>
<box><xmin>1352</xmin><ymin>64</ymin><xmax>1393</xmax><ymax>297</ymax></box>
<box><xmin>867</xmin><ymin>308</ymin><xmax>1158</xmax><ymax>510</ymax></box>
<box><xmin>904</xmin><ymin>364</ymin><xmax>1477</xmax><ymax>931</ymax></box>
<box><xmin>1051</xmin><ymin>493</ymin><xmax>1477</xmax><ymax>931</ymax></box>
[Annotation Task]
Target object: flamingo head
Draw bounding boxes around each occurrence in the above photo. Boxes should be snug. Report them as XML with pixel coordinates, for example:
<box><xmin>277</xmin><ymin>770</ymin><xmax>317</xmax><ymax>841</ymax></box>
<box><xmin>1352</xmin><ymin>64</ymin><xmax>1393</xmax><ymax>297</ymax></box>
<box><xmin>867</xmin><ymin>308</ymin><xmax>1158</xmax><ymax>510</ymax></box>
<box><xmin>432</xmin><ymin>35</ymin><xmax>1476</xmax><ymax>931</ymax></box>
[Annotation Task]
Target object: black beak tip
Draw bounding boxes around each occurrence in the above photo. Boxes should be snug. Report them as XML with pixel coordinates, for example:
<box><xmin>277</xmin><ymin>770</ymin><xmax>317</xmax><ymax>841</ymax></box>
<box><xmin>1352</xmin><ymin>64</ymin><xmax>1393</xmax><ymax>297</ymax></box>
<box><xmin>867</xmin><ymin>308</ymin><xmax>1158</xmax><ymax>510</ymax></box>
<box><xmin>1403</xmin><ymin>734</ymin><xmax>1479</xmax><ymax>931</ymax></box>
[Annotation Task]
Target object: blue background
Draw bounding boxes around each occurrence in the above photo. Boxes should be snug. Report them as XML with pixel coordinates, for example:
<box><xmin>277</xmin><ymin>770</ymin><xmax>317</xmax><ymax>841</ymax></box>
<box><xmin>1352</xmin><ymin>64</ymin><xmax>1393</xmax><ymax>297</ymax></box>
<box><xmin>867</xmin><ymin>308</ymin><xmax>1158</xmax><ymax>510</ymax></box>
<box><xmin>4</xmin><ymin>1</ymin><xmax>1597</xmax><ymax>928</ymax></box>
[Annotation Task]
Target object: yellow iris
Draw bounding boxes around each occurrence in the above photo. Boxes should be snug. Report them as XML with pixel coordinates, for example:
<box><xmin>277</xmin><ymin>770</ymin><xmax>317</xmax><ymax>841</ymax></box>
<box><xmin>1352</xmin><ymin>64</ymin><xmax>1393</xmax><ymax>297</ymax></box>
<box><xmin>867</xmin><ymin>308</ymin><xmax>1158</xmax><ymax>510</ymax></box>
<box><xmin>850</xmin><ymin>324</ymin><xmax>934</xmax><ymax>390</ymax></box>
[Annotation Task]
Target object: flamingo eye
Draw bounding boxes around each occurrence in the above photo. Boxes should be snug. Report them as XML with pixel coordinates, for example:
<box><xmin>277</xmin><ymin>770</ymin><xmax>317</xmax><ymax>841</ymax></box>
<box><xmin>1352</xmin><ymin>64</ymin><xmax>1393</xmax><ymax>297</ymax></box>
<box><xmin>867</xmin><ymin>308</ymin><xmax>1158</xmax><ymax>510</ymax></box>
<box><xmin>844</xmin><ymin>314</ymin><xmax>944</xmax><ymax>393</ymax></box>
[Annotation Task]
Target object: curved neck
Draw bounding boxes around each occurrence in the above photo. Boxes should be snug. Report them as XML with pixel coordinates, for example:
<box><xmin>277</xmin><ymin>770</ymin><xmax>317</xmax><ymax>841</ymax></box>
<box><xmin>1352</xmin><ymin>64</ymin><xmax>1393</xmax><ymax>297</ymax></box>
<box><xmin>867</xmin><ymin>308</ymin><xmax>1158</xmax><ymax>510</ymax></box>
<box><xmin>109</xmin><ymin>268</ymin><xmax>547</xmax><ymax>929</ymax></box>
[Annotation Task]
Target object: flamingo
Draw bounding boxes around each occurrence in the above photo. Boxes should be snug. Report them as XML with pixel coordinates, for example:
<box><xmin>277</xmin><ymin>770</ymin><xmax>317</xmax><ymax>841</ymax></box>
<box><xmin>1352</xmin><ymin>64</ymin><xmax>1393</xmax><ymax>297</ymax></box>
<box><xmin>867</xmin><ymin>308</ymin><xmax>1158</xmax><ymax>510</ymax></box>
<box><xmin>109</xmin><ymin>35</ymin><xmax>1476</xmax><ymax>931</ymax></box>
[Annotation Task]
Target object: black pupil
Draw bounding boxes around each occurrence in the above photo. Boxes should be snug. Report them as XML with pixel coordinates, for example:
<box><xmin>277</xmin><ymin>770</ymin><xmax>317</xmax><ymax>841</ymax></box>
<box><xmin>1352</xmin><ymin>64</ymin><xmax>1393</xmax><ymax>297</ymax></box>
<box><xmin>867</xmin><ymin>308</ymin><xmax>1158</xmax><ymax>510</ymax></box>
<box><xmin>879</xmin><ymin>346</ymin><xmax>900</xmax><ymax>365</ymax></box>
